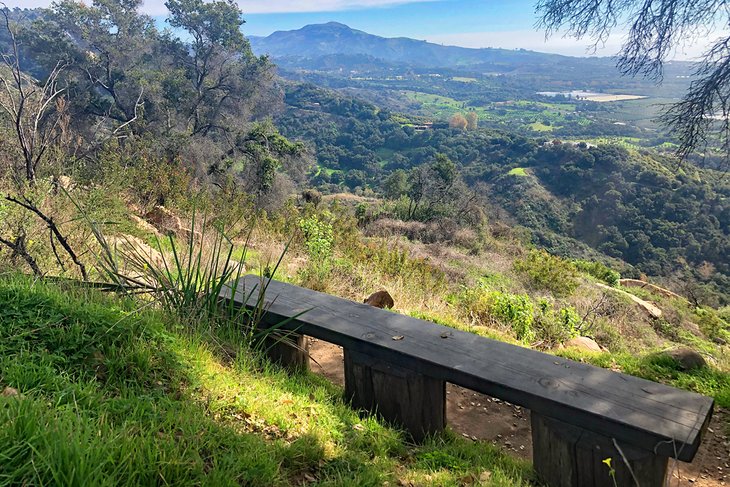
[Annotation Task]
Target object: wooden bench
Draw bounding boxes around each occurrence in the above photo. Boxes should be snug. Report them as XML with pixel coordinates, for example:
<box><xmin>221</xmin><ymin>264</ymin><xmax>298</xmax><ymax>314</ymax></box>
<box><xmin>220</xmin><ymin>275</ymin><xmax>714</xmax><ymax>487</ymax></box>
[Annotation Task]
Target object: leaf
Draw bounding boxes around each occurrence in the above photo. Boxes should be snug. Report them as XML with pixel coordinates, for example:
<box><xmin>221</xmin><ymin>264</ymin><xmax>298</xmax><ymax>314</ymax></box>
<box><xmin>392</xmin><ymin>335</ymin><xmax>404</xmax><ymax>341</ymax></box>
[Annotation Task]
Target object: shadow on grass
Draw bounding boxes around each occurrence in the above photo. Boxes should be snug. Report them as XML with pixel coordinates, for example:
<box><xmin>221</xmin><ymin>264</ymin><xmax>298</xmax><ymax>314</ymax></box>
<box><xmin>0</xmin><ymin>275</ymin><xmax>534</xmax><ymax>486</ymax></box>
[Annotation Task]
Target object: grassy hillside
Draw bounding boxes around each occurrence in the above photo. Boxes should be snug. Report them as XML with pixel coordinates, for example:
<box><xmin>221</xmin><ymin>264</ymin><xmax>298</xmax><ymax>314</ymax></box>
<box><xmin>0</xmin><ymin>275</ymin><xmax>533</xmax><ymax>486</ymax></box>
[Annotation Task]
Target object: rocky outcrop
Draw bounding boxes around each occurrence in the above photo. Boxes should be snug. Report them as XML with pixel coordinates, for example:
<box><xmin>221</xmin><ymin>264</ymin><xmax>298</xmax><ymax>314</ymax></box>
<box><xmin>145</xmin><ymin>205</ymin><xmax>184</xmax><ymax>235</ymax></box>
<box><xmin>619</xmin><ymin>279</ymin><xmax>684</xmax><ymax>301</ymax></box>
<box><xmin>595</xmin><ymin>282</ymin><xmax>662</xmax><ymax>319</ymax></box>
<box><xmin>663</xmin><ymin>348</ymin><xmax>707</xmax><ymax>370</ymax></box>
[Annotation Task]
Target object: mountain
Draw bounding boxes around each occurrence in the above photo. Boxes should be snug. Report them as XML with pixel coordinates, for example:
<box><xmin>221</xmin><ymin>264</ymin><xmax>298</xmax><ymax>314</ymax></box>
<box><xmin>249</xmin><ymin>22</ymin><xmax>570</xmax><ymax>69</ymax></box>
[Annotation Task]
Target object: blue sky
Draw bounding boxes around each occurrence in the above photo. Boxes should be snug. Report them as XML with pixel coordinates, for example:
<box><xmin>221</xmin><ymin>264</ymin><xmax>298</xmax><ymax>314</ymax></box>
<box><xmin>6</xmin><ymin>0</ymin><xmax>713</xmax><ymax>58</ymax></box>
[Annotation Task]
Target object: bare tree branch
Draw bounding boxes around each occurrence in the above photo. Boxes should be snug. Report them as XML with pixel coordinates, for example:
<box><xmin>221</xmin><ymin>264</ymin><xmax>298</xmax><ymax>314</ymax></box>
<box><xmin>4</xmin><ymin>194</ymin><xmax>88</xmax><ymax>280</ymax></box>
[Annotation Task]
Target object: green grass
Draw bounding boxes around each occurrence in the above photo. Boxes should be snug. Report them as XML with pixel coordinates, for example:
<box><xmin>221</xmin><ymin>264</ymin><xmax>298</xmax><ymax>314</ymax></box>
<box><xmin>0</xmin><ymin>275</ymin><xmax>533</xmax><ymax>486</ymax></box>
<box><xmin>401</xmin><ymin>90</ymin><xmax>586</xmax><ymax>130</ymax></box>
<box><xmin>555</xmin><ymin>349</ymin><xmax>730</xmax><ymax>408</ymax></box>
<box><xmin>508</xmin><ymin>167</ymin><xmax>528</xmax><ymax>177</ymax></box>
<box><xmin>527</xmin><ymin>122</ymin><xmax>554</xmax><ymax>132</ymax></box>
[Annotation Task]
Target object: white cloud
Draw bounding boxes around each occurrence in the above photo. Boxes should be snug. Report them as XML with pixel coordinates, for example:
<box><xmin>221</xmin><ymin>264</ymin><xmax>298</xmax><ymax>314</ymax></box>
<box><xmin>424</xmin><ymin>29</ymin><xmax>714</xmax><ymax>61</ymax></box>
<box><xmin>2</xmin><ymin>0</ymin><xmax>433</xmax><ymax>15</ymax></box>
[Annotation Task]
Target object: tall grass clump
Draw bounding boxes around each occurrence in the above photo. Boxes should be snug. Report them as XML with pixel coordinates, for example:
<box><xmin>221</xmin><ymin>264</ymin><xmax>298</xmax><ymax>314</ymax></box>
<box><xmin>297</xmin><ymin>213</ymin><xmax>334</xmax><ymax>291</ymax></box>
<box><xmin>88</xmin><ymin>211</ymin><xmax>246</xmax><ymax>323</ymax></box>
<box><xmin>514</xmin><ymin>249</ymin><xmax>579</xmax><ymax>296</ymax></box>
<box><xmin>457</xmin><ymin>282</ymin><xmax>535</xmax><ymax>342</ymax></box>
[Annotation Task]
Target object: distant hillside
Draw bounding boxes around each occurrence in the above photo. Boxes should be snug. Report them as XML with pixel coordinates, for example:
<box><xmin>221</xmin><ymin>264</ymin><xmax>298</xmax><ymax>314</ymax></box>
<box><xmin>249</xmin><ymin>22</ymin><xmax>571</xmax><ymax>69</ymax></box>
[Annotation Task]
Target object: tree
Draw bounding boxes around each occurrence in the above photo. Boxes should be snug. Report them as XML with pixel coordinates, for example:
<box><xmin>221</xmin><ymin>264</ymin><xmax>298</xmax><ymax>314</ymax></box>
<box><xmin>465</xmin><ymin>111</ymin><xmax>478</xmax><ymax>130</ymax></box>
<box><xmin>165</xmin><ymin>0</ymin><xmax>274</xmax><ymax>138</ymax></box>
<box><xmin>382</xmin><ymin>169</ymin><xmax>409</xmax><ymax>200</ymax></box>
<box><xmin>0</xmin><ymin>6</ymin><xmax>67</xmax><ymax>184</ymax></box>
<box><xmin>406</xmin><ymin>153</ymin><xmax>459</xmax><ymax>220</ymax></box>
<box><xmin>39</xmin><ymin>0</ymin><xmax>154</xmax><ymax>129</ymax></box>
<box><xmin>449</xmin><ymin>113</ymin><xmax>468</xmax><ymax>130</ymax></box>
<box><xmin>537</xmin><ymin>0</ymin><xmax>730</xmax><ymax>167</ymax></box>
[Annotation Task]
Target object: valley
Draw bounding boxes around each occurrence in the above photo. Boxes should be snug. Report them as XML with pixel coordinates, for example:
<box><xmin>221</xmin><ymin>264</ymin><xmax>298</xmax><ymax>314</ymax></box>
<box><xmin>0</xmin><ymin>4</ymin><xmax>728</xmax><ymax>486</ymax></box>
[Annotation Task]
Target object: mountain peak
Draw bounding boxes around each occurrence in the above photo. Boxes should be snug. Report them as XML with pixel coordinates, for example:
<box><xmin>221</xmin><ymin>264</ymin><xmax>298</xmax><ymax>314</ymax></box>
<box><xmin>249</xmin><ymin>22</ymin><xmax>559</xmax><ymax>68</ymax></box>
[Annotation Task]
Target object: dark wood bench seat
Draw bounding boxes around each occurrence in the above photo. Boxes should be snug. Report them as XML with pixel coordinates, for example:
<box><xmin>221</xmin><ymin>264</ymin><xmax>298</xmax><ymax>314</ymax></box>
<box><xmin>220</xmin><ymin>275</ymin><xmax>714</xmax><ymax>487</ymax></box>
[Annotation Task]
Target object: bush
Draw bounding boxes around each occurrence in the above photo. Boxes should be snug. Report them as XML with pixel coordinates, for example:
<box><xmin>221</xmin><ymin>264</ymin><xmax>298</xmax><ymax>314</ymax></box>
<box><xmin>514</xmin><ymin>250</ymin><xmax>579</xmax><ymax>296</ymax></box>
<box><xmin>695</xmin><ymin>307</ymin><xmax>730</xmax><ymax>342</ymax></box>
<box><xmin>574</xmin><ymin>259</ymin><xmax>620</xmax><ymax>286</ymax></box>
<box><xmin>298</xmin><ymin>214</ymin><xmax>335</xmax><ymax>290</ymax></box>
<box><xmin>533</xmin><ymin>299</ymin><xmax>580</xmax><ymax>346</ymax></box>
<box><xmin>458</xmin><ymin>283</ymin><xmax>535</xmax><ymax>342</ymax></box>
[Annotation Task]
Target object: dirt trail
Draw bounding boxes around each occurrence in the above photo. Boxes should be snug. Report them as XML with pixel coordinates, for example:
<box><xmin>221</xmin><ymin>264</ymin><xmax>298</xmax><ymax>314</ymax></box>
<box><xmin>308</xmin><ymin>338</ymin><xmax>729</xmax><ymax>486</ymax></box>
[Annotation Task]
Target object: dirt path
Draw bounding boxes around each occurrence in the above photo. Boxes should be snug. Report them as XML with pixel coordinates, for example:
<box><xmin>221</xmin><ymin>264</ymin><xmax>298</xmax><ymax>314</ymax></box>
<box><xmin>307</xmin><ymin>338</ymin><xmax>729</xmax><ymax>486</ymax></box>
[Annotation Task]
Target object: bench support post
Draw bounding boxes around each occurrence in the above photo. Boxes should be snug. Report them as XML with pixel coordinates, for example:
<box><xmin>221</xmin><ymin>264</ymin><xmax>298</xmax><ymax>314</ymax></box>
<box><xmin>344</xmin><ymin>349</ymin><xmax>445</xmax><ymax>442</ymax></box>
<box><xmin>531</xmin><ymin>412</ymin><xmax>668</xmax><ymax>487</ymax></box>
<box><xmin>262</xmin><ymin>331</ymin><xmax>309</xmax><ymax>371</ymax></box>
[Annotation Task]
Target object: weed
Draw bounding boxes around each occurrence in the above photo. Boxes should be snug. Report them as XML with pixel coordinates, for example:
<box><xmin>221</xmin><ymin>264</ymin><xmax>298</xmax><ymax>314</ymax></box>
<box><xmin>514</xmin><ymin>249</ymin><xmax>579</xmax><ymax>296</ymax></box>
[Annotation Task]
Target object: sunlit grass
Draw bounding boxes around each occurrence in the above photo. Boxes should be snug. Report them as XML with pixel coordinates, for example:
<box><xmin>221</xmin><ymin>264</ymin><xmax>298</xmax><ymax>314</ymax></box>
<box><xmin>0</xmin><ymin>275</ymin><xmax>534</xmax><ymax>486</ymax></box>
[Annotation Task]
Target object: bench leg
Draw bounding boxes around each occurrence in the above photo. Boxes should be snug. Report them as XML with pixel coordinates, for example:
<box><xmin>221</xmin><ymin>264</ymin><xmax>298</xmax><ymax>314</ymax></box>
<box><xmin>262</xmin><ymin>331</ymin><xmax>309</xmax><ymax>371</ymax></box>
<box><xmin>344</xmin><ymin>349</ymin><xmax>445</xmax><ymax>442</ymax></box>
<box><xmin>531</xmin><ymin>412</ymin><xmax>668</xmax><ymax>487</ymax></box>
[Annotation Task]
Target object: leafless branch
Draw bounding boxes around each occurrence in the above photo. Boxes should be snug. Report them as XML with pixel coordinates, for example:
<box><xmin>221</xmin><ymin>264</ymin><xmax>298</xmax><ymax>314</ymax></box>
<box><xmin>0</xmin><ymin>232</ymin><xmax>42</xmax><ymax>276</ymax></box>
<box><xmin>4</xmin><ymin>194</ymin><xmax>88</xmax><ymax>280</ymax></box>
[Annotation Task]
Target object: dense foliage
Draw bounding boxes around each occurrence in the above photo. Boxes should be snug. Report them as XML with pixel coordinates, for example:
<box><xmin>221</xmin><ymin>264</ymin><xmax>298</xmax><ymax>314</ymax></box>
<box><xmin>278</xmin><ymin>85</ymin><xmax>730</xmax><ymax>301</ymax></box>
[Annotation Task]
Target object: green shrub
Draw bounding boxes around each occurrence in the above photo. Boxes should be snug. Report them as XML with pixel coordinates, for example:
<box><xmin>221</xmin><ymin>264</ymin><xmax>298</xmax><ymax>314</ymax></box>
<box><xmin>574</xmin><ymin>259</ymin><xmax>620</xmax><ymax>286</ymax></box>
<box><xmin>298</xmin><ymin>214</ymin><xmax>335</xmax><ymax>290</ymax></box>
<box><xmin>514</xmin><ymin>250</ymin><xmax>579</xmax><ymax>296</ymax></box>
<box><xmin>458</xmin><ymin>284</ymin><xmax>535</xmax><ymax>342</ymax></box>
<box><xmin>695</xmin><ymin>307</ymin><xmax>730</xmax><ymax>341</ymax></box>
<box><xmin>533</xmin><ymin>299</ymin><xmax>580</xmax><ymax>346</ymax></box>
<box><xmin>299</xmin><ymin>214</ymin><xmax>334</xmax><ymax>260</ymax></box>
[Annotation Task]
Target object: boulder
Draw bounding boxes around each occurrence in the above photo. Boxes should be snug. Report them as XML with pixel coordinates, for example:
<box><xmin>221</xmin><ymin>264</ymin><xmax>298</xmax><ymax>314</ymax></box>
<box><xmin>364</xmin><ymin>290</ymin><xmax>394</xmax><ymax>309</ymax></box>
<box><xmin>145</xmin><ymin>205</ymin><xmax>184</xmax><ymax>234</ymax></box>
<box><xmin>565</xmin><ymin>336</ymin><xmax>602</xmax><ymax>353</ymax></box>
<box><xmin>664</xmin><ymin>348</ymin><xmax>707</xmax><ymax>370</ymax></box>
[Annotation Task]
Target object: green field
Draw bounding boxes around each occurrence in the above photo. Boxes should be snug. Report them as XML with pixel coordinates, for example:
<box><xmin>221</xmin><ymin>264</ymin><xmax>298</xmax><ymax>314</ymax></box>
<box><xmin>402</xmin><ymin>90</ymin><xmax>583</xmax><ymax>130</ymax></box>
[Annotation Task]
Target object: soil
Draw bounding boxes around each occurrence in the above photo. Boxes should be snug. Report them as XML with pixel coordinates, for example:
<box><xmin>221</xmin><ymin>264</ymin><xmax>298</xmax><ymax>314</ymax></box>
<box><xmin>307</xmin><ymin>338</ymin><xmax>729</xmax><ymax>486</ymax></box>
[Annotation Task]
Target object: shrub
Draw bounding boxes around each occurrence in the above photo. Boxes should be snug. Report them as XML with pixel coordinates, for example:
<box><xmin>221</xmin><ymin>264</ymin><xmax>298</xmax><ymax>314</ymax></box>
<box><xmin>695</xmin><ymin>307</ymin><xmax>730</xmax><ymax>342</ymax></box>
<box><xmin>514</xmin><ymin>250</ymin><xmax>579</xmax><ymax>296</ymax></box>
<box><xmin>490</xmin><ymin>292</ymin><xmax>535</xmax><ymax>341</ymax></box>
<box><xmin>299</xmin><ymin>214</ymin><xmax>334</xmax><ymax>261</ymax></box>
<box><xmin>458</xmin><ymin>284</ymin><xmax>535</xmax><ymax>342</ymax></box>
<box><xmin>574</xmin><ymin>259</ymin><xmax>620</xmax><ymax>286</ymax></box>
<box><xmin>533</xmin><ymin>299</ymin><xmax>580</xmax><ymax>346</ymax></box>
<box><xmin>298</xmin><ymin>214</ymin><xmax>335</xmax><ymax>290</ymax></box>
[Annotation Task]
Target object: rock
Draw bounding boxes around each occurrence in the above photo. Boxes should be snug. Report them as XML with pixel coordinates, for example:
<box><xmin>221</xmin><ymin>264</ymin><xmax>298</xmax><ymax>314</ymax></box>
<box><xmin>664</xmin><ymin>348</ymin><xmax>707</xmax><ymax>370</ymax></box>
<box><xmin>595</xmin><ymin>282</ymin><xmax>662</xmax><ymax>319</ymax></box>
<box><xmin>145</xmin><ymin>205</ymin><xmax>184</xmax><ymax>235</ymax></box>
<box><xmin>364</xmin><ymin>290</ymin><xmax>394</xmax><ymax>309</ymax></box>
<box><xmin>565</xmin><ymin>336</ymin><xmax>602</xmax><ymax>353</ymax></box>
<box><xmin>619</xmin><ymin>279</ymin><xmax>685</xmax><ymax>301</ymax></box>
<box><xmin>129</xmin><ymin>214</ymin><xmax>160</xmax><ymax>235</ymax></box>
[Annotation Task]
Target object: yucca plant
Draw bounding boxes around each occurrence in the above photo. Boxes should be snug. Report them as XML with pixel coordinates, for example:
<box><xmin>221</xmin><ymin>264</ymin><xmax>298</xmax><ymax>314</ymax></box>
<box><xmin>72</xmin><ymin>195</ymin><xmax>308</xmax><ymax>356</ymax></box>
